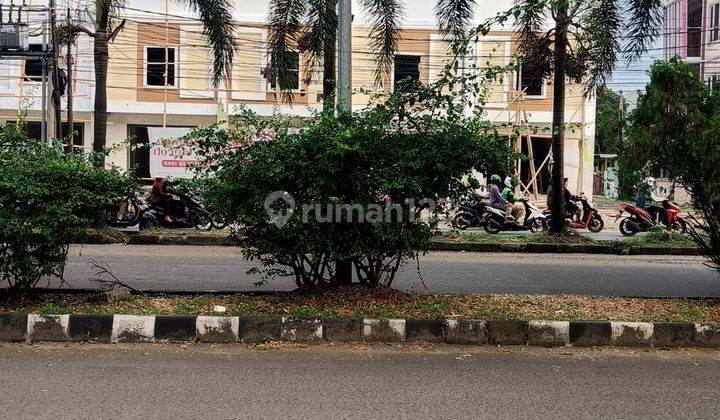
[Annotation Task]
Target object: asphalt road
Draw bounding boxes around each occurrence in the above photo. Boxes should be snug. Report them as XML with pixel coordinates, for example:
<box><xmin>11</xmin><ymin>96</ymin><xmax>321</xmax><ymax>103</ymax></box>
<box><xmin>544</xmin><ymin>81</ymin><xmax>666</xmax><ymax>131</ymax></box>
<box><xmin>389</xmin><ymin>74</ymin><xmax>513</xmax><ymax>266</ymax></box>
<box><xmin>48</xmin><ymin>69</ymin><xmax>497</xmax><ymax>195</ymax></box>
<box><xmin>42</xmin><ymin>245</ymin><xmax>720</xmax><ymax>297</ymax></box>
<box><xmin>1</xmin><ymin>344</ymin><xmax>719</xmax><ymax>419</ymax></box>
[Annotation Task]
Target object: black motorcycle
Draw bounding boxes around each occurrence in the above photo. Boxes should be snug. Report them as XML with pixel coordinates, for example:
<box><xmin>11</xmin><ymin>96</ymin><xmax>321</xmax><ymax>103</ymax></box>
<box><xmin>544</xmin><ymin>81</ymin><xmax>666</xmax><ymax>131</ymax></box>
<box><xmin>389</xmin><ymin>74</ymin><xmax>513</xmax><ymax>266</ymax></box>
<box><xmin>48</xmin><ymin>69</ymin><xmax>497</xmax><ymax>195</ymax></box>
<box><xmin>148</xmin><ymin>191</ymin><xmax>213</xmax><ymax>231</ymax></box>
<box><xmin>103</xmin><ymin>197</ymin><xmax>157</xmax><ymax>230</ymax></box>
<box><xmin>452</xmin><ymin>192</ymin><xmax>490</xmax><ymax>230</ymax></box>
<box><xmin>105</xmin><ymin>191</ymin><xmax>212</xmax><ymax>231</ymax></box>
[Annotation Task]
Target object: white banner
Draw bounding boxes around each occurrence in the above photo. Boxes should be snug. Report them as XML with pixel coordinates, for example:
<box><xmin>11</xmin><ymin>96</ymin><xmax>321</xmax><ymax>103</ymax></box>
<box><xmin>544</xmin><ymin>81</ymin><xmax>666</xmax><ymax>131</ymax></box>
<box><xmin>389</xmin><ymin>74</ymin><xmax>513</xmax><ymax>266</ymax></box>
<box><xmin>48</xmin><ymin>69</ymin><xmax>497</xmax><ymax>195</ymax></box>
<box><xmin>147</xmin><ymin>127</ymin><xmax>197</xmax><ymax>179</ymax></box>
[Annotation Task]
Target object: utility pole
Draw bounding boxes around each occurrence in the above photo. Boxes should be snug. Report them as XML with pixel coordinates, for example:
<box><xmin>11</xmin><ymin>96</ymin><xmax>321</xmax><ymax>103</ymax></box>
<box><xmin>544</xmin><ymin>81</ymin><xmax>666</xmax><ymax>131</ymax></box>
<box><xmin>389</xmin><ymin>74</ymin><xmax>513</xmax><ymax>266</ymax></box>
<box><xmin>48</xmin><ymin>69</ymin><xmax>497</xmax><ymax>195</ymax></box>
<box><xmin>337</xmin><ymin>0</ymin><xmax>352</xmax><ymax>111</ymax></box>
<box><xmin>335</xmin><ymin>0</ymin><xmax>352</xmax><ymax>284</ymax></box>
<box><xmin>49</xmin><ymin>0</ymin><xmax>61</xmax><ymax>142</ymax></box>
<box><xmin>41</xmin><ymin>18</ymin><xmax>47</xmax><ymax>143</ymax></box>
<box><xmin>65</xmin><ymin>7</ymin><xmax>73</xmax><ymax>149</ymax></box>
<box><xmin>618</xmin><ymin>90</ymin><xmax>625</xmax><ymax>148</ymax></box>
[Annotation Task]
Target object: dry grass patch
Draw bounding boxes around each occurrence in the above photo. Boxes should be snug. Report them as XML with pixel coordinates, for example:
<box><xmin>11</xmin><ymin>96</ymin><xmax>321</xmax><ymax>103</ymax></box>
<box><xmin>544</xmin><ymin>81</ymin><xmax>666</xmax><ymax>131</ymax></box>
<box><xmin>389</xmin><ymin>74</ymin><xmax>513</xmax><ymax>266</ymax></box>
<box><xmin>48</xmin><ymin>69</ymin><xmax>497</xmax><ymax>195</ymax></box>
<box><xmin>1</xmin><ymin>288</ymin><xmax>718</xmax><ymax>323</ymax></box>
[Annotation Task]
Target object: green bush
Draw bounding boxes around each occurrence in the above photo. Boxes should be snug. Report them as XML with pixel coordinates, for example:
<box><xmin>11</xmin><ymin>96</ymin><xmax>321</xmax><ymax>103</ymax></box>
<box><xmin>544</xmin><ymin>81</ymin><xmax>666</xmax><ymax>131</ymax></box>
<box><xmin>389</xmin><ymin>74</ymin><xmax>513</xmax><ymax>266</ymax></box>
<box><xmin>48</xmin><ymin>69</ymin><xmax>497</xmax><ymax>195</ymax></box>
<box><xmin>624</xmin><ymin>59</ymin><xmax>720</xmax><ymax>271</ymax></box>
<box><xmin>0</xmin><ymin>121</ymin><xmax>135</xmax><ymax>289</ymax></box>
<box><xmin>190</xmin><ymin>80</ymin><xmax>513</xmax><ymax>289</ymax></box>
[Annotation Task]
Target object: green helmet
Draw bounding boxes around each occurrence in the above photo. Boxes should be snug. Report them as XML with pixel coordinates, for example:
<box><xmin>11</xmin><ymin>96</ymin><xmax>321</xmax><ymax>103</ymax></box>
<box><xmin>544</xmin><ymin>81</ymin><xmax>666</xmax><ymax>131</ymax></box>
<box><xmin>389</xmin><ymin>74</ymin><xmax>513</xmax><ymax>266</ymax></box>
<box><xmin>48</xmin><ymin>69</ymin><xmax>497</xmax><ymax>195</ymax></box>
<box><xmin>490</xmin><ymin>174</ymin><xmax>501</xmax><ymax>185</ymax></box>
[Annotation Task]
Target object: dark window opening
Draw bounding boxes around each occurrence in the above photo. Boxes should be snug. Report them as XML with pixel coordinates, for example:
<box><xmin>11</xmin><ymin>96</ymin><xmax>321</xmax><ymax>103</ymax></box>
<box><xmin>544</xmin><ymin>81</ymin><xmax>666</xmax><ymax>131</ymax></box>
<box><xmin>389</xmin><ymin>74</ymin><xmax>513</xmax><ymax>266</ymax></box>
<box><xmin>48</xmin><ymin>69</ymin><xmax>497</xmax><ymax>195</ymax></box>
<box><xmin>146</xmin><ymin>47</ymin><xmax>176</xmax><ymax>87</ymax></box>
<box><xmin>59</xmin><ymin>123</ymin><xmax>85</xmax><ymax>149</ymax></box>
<box><xmin>520</xmin><ymin>137</ymin><xmax>552</xmax><ymax>195</ymax></box>
<box><xmin>128</xmin><ymin>125</ymin><xmax>151</xmax><ymax>179</ymax></box>
<box><xmin>687</xmin><ymin>0</ymin><xmax>703</xmax><ymax>57</ymax></box>
<box><xmin>394</xmin><ymin>55</ymin><xmax>421</xmax><ymax>88</ymax></box>
<box><xmin>269</xmin><ymin>51</ymin><xmax>300</xmax><ymax>91</ymax></box>
<box><xmin>517</xmin><ymin>64</ymin><xmax>544</xmax><ymax>96</ymax></box>
<box><xmin>23</xmin><ymin>44</ymin><xmax>44</xmax><ymax>81</ymax></box>
<box><xmin>711</xmin><ymin>3</ymin><xmax>720</xmax><ymax>43</ymax></box>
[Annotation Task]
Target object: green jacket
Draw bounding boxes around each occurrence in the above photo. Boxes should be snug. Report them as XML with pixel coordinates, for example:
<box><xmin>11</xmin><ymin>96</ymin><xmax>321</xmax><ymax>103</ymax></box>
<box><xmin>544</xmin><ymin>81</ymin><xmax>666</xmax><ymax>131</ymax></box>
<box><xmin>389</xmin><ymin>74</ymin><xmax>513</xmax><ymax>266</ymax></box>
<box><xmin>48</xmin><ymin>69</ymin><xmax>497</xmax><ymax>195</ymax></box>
<box><xmin>501</xmin><ymin>187</ymin><xmax>516</xmax><ymax>204</ymax></box>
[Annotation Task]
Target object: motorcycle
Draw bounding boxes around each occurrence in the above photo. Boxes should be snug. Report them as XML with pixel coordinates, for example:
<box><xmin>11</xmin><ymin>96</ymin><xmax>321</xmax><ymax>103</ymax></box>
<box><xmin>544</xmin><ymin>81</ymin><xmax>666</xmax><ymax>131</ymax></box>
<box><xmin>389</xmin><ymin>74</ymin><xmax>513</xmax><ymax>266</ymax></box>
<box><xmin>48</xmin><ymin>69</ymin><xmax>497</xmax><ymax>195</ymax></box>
<box><xmin>616</xmin><ymin>199</ymin><xmax>686</xmax><ymax>236</ymax></box>
<box><xmin>544</xmin><ymin>195</ymin><xmax>604</xmax><ymax>233</ymax></box>
<box><xmin>452</xmin><ymin>196</ymin><xmax>489</xmax><ymax>230</ymax></box>
<box><xmin>483</xmin><ymin>198</ymin><xmax>548</xmax><ymax>234</ymax></box>
<box><xmin>103</xmin><ymin>197</ymin><xmax>158</xmax><ymax>230</ymax></box>
<box><xmin>147</xmin><ymin>191</ymin><xmax>213</xmax><ymax>231</ymax></box>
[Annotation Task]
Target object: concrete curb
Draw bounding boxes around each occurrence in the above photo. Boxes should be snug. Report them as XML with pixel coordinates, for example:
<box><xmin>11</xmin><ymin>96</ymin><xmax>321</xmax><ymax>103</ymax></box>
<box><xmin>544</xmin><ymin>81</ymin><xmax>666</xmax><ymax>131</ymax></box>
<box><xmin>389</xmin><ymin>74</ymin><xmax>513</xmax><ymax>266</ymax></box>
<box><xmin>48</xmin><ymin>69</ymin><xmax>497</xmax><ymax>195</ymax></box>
<box><xmin>73</xmin><ymin>233</ymin><xmax>702</xmax><ymax>256</ymax></box>
<box><xmin>2</xmin><ymin>313</ymin><xmax>718</xmax><ymax>347</ymax></box>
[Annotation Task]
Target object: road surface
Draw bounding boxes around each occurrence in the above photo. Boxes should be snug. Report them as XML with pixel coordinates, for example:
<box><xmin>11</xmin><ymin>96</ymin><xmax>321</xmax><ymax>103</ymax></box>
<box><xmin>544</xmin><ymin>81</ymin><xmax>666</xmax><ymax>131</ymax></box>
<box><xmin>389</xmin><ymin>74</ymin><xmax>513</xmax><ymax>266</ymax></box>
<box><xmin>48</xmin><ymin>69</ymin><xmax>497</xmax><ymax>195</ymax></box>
<box><xmin>40</xmin><ymin>245</ymin><xmax>720</xmax><ymax>297</ymax></box>
<box><xmin>1</xmin><ymin>343</ymin><xmax>719</xmax><ymax>419</ymax></box>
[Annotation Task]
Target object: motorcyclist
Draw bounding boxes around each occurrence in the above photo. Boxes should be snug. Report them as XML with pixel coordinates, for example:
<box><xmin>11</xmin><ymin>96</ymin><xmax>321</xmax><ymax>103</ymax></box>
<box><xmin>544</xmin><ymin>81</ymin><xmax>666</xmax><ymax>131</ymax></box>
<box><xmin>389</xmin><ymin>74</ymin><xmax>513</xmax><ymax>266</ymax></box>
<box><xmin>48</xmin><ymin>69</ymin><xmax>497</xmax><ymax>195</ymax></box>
<box><xmin>547</xmin><ymin>177</ymin><xmax>581</xmax><ymax>222</ymax></box>
<box><xmin>501</xmin><ymin>176</ymin><xmax>525</xmax><ymax>223</ymax></box>
<box><xmin>636</xmin><ymin>176</ymin><xmax>666</xmax><ymax>223</ymax></box>
<box><xmin>488</xmin><ymin>174</ymin><xmax>508</xmax><ymax>210</ymax></box>
<box><xmin>148</xmin><ymin>177</ymin><xmax>174</xmax><ymax>223</ymax></box>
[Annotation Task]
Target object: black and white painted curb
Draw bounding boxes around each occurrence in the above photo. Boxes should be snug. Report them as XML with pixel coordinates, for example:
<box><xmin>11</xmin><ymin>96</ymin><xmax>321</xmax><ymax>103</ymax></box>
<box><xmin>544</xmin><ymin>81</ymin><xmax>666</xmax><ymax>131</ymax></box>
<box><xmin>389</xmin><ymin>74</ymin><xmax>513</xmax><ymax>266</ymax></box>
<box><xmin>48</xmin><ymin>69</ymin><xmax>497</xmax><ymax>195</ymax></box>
<box><xmin>1</xmin><ymin>314</ymin><xmax>719</xmax><ymax>347</ymax></box>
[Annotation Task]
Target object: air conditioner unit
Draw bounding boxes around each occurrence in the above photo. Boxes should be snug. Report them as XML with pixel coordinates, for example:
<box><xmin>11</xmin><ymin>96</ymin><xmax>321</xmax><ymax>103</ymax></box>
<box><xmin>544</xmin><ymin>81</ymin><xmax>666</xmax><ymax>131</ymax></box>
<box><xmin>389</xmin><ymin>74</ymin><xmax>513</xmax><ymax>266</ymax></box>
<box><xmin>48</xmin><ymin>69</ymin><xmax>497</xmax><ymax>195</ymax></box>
<box><xmin>0</xmin><ymin>23</ymin><xmax>29</xmax><ymax>51</ymax></box>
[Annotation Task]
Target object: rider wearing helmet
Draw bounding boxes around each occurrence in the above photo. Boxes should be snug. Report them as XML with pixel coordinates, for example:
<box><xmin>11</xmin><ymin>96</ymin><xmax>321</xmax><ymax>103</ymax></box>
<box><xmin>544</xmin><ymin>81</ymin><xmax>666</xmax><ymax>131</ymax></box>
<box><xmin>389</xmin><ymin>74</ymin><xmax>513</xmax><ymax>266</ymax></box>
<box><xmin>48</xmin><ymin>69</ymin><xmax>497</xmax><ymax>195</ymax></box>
<box><xmin>501</xmin><ymin>176</ymin><xmax>525</xmax><ymax>223</ymax></box>
<box><xmin>488</xmin><ymin>174</ymin><xmax>508</xmax><ymax>210</ymax></box>
<box><xmin>636</xmin><ymin>176</ymin><xmax>666</xmax><ymax>222</ymax></box>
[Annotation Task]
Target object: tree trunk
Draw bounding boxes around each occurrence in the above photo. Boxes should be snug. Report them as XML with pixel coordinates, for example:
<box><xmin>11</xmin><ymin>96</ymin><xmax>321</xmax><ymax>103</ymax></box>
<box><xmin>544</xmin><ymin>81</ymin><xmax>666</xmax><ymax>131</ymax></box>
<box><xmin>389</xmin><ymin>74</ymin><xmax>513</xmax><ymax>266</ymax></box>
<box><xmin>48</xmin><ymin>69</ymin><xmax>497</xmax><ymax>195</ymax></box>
<box><xmin>549</xmin><ymin>4</ymin><xmax>569</xmax><ymax>233</ymax></box>
<box><xmin>93</xmin><ymin>30</ymin><xmax>109</xmax><ymax>167</ymax></box>
<box><xmin>323</xmin><ymin>39</ymin><xmax>336</xmax><ymax>112</ymax></box>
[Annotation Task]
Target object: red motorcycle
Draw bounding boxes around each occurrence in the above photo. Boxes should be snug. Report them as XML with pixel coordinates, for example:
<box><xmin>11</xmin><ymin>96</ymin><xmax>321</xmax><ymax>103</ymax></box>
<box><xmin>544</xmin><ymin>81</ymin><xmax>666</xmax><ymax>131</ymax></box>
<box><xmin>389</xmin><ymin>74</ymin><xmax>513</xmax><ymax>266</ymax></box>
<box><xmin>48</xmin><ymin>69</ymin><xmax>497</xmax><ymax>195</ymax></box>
<box><xmin>616</xmin><ymin>200</ymin><xmax>686</xmax><ymax>236</ymax></box>
<box><xmin>543</xmin><ymin>195</ymin><xmax>604</xmax><ymax>233</ymax></box>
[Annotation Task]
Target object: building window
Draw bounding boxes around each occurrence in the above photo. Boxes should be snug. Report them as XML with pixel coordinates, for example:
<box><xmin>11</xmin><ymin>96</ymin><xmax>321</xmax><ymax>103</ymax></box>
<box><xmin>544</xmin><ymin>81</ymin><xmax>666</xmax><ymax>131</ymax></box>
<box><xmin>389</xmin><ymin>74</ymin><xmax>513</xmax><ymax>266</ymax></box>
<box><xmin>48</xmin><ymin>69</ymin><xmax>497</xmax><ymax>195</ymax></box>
<box><xmin>60</xmin><ymin>123</ymin><xmax>85</xmax><ymax>151</ymax></box>
<box><xmin>393</xmin><ymin>55</ymin><xmax>421</xmax><ymax>88</ymax></box>
<box><xmin>517</xmin><ymin>64</ymin><xmax>544</xmax><ymax>97</ymax></box>
<box><xmin>711</xmin><ymin>3</ymin><xmax>720</xmax><ymax>42</ymax></box>
<box><xmin>145</xmin><ymin>47</ymin><xmax>176</xmax><ymax>87</ymax></box>
<box><xmin>269</xmin><ymin>51</ymin><xmax>300</xmax><ymax>91</ymax></box>
<box><xmin>23</xmin><ymin>44</ymin><xmax>44</xmax><ymax>81</ymax></box>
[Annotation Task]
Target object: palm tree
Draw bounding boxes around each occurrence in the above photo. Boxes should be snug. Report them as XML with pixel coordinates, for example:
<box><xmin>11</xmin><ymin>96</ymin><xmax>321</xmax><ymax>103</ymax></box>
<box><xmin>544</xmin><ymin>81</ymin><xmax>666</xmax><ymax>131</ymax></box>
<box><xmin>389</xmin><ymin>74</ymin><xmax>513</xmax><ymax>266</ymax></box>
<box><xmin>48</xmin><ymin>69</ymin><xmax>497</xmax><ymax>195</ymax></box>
<box><xmin>508</xmin><ymin>0</ymin><xmax>664</xmax><ymax>232</ymax></box>
<box><xmin>60</xmin><ymin>0</ymin><xmax>236</xmax><ymax>167</ymax></box>
<box><xmin>266</xmin><ymin>0</ymin><xmax>479</xmax><ymax>110</ymax></box>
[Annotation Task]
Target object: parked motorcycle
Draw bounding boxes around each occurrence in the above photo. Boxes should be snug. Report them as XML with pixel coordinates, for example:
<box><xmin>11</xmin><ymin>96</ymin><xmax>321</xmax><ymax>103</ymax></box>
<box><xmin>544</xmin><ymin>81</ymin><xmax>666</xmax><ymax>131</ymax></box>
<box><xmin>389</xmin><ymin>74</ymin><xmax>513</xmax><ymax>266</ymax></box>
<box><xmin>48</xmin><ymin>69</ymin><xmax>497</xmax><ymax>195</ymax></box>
<box><xmin>616</xmin><ymin>199</ymin><xmax>686</xmax><ymax>236</ymax></box>
<box><xmin>483</xmin><ymin>198</ymin><xmax>548</xmax><ymax>234</ymax></box>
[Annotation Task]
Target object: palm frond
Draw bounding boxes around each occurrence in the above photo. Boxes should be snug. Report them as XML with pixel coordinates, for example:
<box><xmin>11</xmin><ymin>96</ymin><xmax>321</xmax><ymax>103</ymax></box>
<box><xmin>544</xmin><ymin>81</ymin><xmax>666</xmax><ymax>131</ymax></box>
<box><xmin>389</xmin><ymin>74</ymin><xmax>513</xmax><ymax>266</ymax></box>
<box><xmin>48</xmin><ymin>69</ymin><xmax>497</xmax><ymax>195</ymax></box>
<box><xmin>435</xmin><ymin>0</ymin><xmax>477</xmax><ymax>41</ymax></box>
<box><xmin>299</xmin><ymin>0</ymin><xmax>337</xmax><ymax>86</ymax></box>
<box><xmin>360</xmin><ymin>0</ymin><xmax>404</xmax><ymax>84</ymax></box>
<box><xmin>267</xmin><ymin>0</ymin><xmax>307</xmax><ymax>96</ymax></box>
<box><xmin>176</xmin><ymin>0</ymin><xmax>236</xmax><ymax>86</ymax></box>
<box><xmin>624</xmin><ymin>0</ymin><xmax>664</xmax><ymax>61</ymax></box>
<box><xmin>581</xmin><ymin>0</ymin><xmax>622</xmax><ymax>91</ymax></box>
<box><xmin>513</xmin><ymin>0</ymin><xmax>553</xmax><ymax>80</ymax></box>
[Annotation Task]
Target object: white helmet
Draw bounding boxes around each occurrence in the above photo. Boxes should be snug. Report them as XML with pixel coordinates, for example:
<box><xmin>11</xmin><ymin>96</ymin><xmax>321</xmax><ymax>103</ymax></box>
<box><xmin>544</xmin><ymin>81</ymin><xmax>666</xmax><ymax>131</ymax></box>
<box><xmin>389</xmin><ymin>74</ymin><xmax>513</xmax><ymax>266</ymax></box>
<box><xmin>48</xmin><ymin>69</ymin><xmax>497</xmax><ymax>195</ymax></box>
<box><xmin>504</xmin><ymin>176</ymin><xmax>513</xmax><ymax>189</ymax></box>
<box><xmin>645</xmin><ymin>176</ymin><xmax>656</xmax><ymax>187</ymax></box>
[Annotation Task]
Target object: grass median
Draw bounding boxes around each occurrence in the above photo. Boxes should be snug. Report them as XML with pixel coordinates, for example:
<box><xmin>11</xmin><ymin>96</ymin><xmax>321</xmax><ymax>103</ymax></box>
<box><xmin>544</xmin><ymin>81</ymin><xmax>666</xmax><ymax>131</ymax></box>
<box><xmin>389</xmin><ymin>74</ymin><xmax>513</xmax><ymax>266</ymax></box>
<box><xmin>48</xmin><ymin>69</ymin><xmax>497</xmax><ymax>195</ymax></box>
<box><xmin>1</xmin><ymin>288</ymin><xmax>718</xmax><ymax>323</ymax></box>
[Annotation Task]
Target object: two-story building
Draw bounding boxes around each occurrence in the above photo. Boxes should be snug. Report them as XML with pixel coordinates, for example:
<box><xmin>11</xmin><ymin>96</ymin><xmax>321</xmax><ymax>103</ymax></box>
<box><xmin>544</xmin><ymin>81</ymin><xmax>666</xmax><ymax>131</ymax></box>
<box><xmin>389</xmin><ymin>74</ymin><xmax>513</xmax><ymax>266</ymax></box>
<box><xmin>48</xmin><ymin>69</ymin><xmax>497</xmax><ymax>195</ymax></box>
<box><xmin>0</xmin><ymin>0</ymin><xmax>596</xmax><ymax>195</ymax></box>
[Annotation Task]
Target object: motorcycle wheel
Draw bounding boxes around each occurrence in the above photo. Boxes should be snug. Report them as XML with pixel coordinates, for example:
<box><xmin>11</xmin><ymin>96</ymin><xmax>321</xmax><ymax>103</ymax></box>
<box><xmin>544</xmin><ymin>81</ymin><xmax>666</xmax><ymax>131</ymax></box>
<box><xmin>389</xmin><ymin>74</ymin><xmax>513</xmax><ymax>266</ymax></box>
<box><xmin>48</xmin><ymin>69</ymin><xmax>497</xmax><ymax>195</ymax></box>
<box><xmin>140</xmin><ymin>216</ymin><xmax>159</xmax><ymax>230</ymax></box>
<box><xmin>212</xmin><ymin>213</ymin><xmax>229</xmax><ymax>230</ymax></box>
<box><xmin>484</xmin><ymin>219</ymin><xmax>501</xmax><ymax>235</ymax></box>
<box><xmin>529</xmin><ymin>218</ymin><xmax>547</xmax><ymax>233</ymax></box>
<box><xmin>671</xmin><ymin>219</ymin><xmax>687</xmax><ymax>234</ymax></box>
<box><xmin>193</xmin><ymin>212</ymin><xmax>213</xmax><ymax>231</ymax></box>
<box><xmin>588</xmin><ymin>215</ymin><xmax>604</xmax><ymax>233</ymax></box>
<box><xmin>452</xmin><ymin>213</ymin><xmax>473</xmax><ymax>230</ymax></box>
<box><xmin>619</xmin><ymin>218</ymin><xmax>637</xmax><ymax>237</ymax></box>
